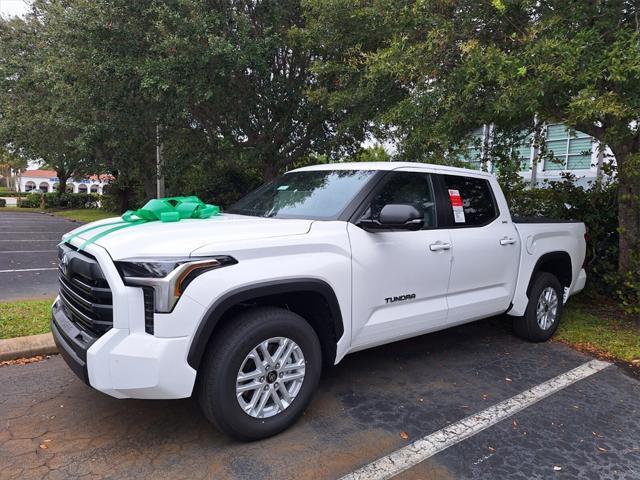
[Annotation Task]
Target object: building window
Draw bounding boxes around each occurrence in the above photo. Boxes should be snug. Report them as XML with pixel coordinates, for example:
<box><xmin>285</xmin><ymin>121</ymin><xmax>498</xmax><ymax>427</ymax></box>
<box><xmin>78</xmin><ymin>184</ymin><xmax>88</xmax><ymax>193</ymax></box>
<box><xmin>90</xmin><ymin>184</ymin><xmax>99</xmax><ymax>194</ymax></box>
<box><xmin>544</xmin><ymin>124</ymin><xmax>593</xmax><ymax>171</ymax></box>
<box><xmin>459</xmin><ymin>127</ymin><xmax>485</xmax><ymax>170</ymax></box>
<box><xmin>39</xmin><ymin>182</ymin><xmax>49</xmax><ymax>193</ymax></box>
<box><xmin>24</xmin><ymin>181</ymin><xmax>36</xmax><ymax>192</ymax></box>
<box><xmin>514</xmin><ymin>133</ymin><xmax>533</xmax><ymax>172</ymax></box>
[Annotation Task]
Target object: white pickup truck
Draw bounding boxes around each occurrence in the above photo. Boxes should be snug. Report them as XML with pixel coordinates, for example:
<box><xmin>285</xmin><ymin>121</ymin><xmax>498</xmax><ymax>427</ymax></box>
<box><xmin>52</xmin><ymin>162</ymin><xmax>587</xmax><ymax>440</ymax></box>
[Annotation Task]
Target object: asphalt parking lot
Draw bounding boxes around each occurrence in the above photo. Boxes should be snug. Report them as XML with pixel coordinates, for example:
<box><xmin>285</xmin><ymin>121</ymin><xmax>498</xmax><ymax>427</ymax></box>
<box><xmin>1</xmin><ymin>316</ymin><xmax>638</xmax><ymax>480</ymax></box>
<box><xmin>0</xmin><ymin>211</ymin><xmax>78</xmax><ymax>300</ymax></box>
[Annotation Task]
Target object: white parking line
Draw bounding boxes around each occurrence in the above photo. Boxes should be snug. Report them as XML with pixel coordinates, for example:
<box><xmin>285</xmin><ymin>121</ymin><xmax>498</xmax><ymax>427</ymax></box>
<box><xmin>340</xmin><ymin>359</ymin><xmax>611</xmax><ymax>480</ymax></box>
<box><xmin>0</xmin><ymin>267</ymin><xmax>58</xmax><ymax>273</ymax></box>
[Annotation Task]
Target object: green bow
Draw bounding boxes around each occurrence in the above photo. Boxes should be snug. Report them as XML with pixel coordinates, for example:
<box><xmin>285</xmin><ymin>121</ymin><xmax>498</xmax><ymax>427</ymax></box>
<box><xmin>62</xmin><ymin>196</ymin><xmax>221</xmax><ymax>250</ymax></box>
<box><xmin>121</xmin><ymin>196</ymin><xmax>220</xmax><ymax>223</ymax></box>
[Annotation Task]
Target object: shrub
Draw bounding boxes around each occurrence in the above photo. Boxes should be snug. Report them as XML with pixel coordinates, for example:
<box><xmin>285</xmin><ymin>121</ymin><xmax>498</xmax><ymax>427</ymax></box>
<box><xmin>18</xmin><ymin>193</ymin><xmax>42</xmax><ymax>208</ymax></box>
<box><xmin>0</xmin><ymin>190</ymin><xmax>28</xmax><ymax>197</ymax></box>
<box><xmin>508</xmin><ymin>175</ymin><xmax>619</xmax><ymax>292</ymax></box>
<box><xmin>18</xmin><ymin>192</ymin><xmax>100</xmax><ymax>209</ymax></box>
<box><xmin>50</xmin><ymin>192</ymin><xmax>100</xmax><ymax>209</ymax></box>
<box><xmin>99</xmin><ymin>194</ymin><xmax>122</xmax><ymax>214</ymax></box>
<box><xmin>0</xmin><ymin>198</ymin><xmax>6</xmax><ymax>207</ymax></box>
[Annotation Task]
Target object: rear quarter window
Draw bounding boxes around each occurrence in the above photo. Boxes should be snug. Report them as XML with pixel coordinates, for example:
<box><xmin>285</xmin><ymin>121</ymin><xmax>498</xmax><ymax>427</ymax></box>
<box><xmin>441</xmin><ymin>175</ymin><xmax>498</xmax><ymax>227</ymax></box>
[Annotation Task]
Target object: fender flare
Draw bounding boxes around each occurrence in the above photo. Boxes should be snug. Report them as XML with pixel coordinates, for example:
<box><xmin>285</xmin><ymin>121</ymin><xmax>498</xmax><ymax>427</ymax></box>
<box><xmin>186</xmin><ymin>278</ymin><xmax>344</xmax><ymax>370</ymax></box>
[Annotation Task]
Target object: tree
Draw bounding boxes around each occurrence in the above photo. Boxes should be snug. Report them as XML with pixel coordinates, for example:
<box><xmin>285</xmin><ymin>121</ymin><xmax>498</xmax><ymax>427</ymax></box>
<box><xmin>139</xmin><ymin>0</ymin><xmax>364</xmax><ymax>180</ymax></box>
<box><xmin>0</xmin><ymin>12</ymin><xmax>89</xmax><ymax>195</ymax></box>
<box><xmin>1</xmin><ymin>0</ymin><xmax>366</xmax><ymax>211</ymax></box>
<box><xmin>0</xmin><ymin>147</ymin><xmax>27</xmax><ymax>190</ymax></box>
<box><xmin>307</xmin><ymin>0</ymin><xmax>640</xmax><ymax>277</ymax></box>
<box><xmin>350</xmin><ymin>145</ymin><xmax>391</xmax><ymax>163</ymax></box>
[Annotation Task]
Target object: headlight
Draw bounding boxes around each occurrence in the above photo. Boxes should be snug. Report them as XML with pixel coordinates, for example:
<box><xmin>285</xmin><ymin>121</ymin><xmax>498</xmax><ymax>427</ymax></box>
<box><xmin>114</xmin><ymin>256</ymin><xmax>237</xmax><ymax>312</ymax></box>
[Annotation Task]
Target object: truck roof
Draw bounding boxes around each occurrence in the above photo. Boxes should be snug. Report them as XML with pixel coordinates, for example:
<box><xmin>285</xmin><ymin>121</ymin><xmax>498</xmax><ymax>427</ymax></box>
<box><xmin>290</xmin><ymin>161</ymin><xmax>494</xmax><ymax>177</ymax></box>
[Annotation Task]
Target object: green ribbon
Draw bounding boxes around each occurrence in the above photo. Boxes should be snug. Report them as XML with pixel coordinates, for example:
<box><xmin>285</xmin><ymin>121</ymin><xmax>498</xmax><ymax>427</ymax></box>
<box><xmin>61</xmin><ymin>196</ymin><xmax>221</xmax><ymax>250</ymax></box>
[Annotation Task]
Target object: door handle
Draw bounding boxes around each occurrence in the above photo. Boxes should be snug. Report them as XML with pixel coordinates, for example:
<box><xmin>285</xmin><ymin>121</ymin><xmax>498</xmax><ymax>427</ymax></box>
<box><xmin>429</xmin><ymin>242</ymin><xmax>451</xmax><ymax>252</ymax></box>
<box><xmin>500</xmin><ymin>237</ymin><xmax>517</xmax><ymax>246</ymax></box>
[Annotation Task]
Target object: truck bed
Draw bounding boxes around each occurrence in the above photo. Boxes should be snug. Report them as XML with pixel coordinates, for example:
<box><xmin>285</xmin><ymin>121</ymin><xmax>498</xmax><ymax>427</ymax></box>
<box><xmin>512</xmin><ymin>216</ymin><xmax>582</xmax><ymax>224</ymax></box>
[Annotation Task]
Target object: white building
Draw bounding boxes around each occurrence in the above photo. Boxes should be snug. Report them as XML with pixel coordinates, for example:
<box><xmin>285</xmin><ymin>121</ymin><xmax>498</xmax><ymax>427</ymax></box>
<box><xmin>14</xmin><ymin>169</ymin><xmax>111</xmax><ymax>194</ymax></box>
<box><xmin>462</xmin><ymin>122</ymin><xmax>612</xmax><ymax>187</ymax></box>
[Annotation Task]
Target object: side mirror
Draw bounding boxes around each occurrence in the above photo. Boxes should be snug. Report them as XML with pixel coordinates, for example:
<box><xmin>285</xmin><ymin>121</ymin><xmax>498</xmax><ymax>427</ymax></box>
<box><xmin>358</xmin><ymin>204</ymin><xmax>424</xmax><ymax>231</ymax></box>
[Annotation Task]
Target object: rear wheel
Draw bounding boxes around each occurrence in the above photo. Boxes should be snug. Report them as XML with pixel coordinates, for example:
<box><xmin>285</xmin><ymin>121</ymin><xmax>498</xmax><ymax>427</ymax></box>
<box><xmin>197</xmin><ymin>307</ymin><xmax>321</xmax><ymax>441</ymax></box>
<box><xmin>513</xmin><ymin>272</ymin><xmax>564</xmax><ymax>342</ymax></box>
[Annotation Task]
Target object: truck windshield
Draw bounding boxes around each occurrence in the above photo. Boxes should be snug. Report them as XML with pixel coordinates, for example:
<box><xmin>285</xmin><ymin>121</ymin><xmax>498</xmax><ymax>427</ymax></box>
<box><xmin>227</xmin><ymin>170</ymin><xmax>376</xmax><ymax>219</ymax></box>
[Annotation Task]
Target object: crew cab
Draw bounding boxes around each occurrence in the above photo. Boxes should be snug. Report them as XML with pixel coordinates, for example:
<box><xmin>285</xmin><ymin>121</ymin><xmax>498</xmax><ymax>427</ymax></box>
<box><xmin>51</xmin><ymin>162</ymin><xmax>587</xmax><ymax>440</ymax></box>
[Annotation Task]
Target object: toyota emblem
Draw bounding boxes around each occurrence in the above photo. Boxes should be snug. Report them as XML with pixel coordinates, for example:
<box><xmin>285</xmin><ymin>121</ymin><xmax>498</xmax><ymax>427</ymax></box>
<box><xmin>60</xmin><ymin>254</ymin><xmax>69</xmax><ymax>276</ymax></box>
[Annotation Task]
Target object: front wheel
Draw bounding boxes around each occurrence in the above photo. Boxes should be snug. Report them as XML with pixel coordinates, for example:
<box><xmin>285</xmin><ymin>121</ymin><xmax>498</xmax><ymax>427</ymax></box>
<box><xmin>197</xmin><ymin>307</ymin><xmax>322</xmax><ymax>441</ymax></box>
<box><xmin>513</xmin><ymin>272</ymin><xmax>564</xmax><ymax>342</ymax></box>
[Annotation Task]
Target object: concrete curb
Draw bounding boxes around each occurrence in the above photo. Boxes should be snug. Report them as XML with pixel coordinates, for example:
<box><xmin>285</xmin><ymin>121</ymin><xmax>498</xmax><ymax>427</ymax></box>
<box><xmin>0</xmin><ymin>333</ymin><xmax>57</xmax><ymax>361</ymax></box>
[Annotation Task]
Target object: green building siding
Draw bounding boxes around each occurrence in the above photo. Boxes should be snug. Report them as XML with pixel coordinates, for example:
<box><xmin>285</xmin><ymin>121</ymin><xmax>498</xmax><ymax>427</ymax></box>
<box><xmin>461</xmin><ymin>122</ymin><xmax>595</xmax><ymax>172</ymax></box>
<box><xmin>459</xmin><ymin>127</ymin><xmax>484</xmax><ymax>169</ymax></box>
<box><xmin>515</xmin><ymin>134</ymin><xmax>533</xmax><ymax>171</ymax></box>
<box><xmin>543</xmin><ymin>124</ymin><xmax>592</xmax><ymax>171</ymax></box>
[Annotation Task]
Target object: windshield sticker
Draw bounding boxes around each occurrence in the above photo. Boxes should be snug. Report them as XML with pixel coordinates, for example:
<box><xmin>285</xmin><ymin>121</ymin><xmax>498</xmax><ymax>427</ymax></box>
<box><xmin>277</xmin><ymin>185</ymin><xmax>289</xmax><ymax>191</ymax></box>
<box><xmin>448</xmin><ymin>189</ymin><xmax>466</xmax><ymax>223</ymax></box>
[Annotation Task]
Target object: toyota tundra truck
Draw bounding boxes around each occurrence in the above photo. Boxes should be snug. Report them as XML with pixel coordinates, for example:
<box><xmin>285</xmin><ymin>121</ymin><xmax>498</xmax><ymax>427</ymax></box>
<box><xmin>52</xmin><ymin>162</ymin><xmax>587</xmax><ymax>440</ymax></box>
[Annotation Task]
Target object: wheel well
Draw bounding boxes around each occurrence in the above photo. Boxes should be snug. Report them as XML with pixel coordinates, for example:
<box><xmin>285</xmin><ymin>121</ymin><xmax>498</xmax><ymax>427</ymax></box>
<box><xmin>216</xmin><ymin>292</ymin><xmax>337</xmax><ymax>366</ymax></box>
<box><xmin>527</xmin><ymin>251</ymin><xmax>572</xmax><ymax>296</ymax></box>
<box><xmin>187</xmin><ymin>280</ymin><xmax>343</xmax><ymax>370</ymax></box>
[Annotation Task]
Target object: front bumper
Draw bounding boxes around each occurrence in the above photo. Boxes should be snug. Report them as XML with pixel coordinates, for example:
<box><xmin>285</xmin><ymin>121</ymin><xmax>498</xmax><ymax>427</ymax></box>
<box><xmin>51</xmin><ymin>299</ymin><xmax>96</xmax><ymax>385</ymax></box>
<box><xmin>53</xmin><ymin>295</ymin><xmax>201</xmax><ymax>399</ymax></box>
<box><xmin>53</xmin><ymin>239</ymin><xmax>206</xmax><ymax>400</ymax></box>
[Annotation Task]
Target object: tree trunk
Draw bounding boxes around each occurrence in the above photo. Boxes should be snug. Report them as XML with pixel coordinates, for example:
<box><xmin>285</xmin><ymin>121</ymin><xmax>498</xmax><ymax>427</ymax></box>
<box><xmin>614</xmin><ymin>149</ymin><xmax>640</xmax><ymax>275</ymax></box>
<box><xmin>58</xmin><ymin>177</ymin><xmax>68</xmax><ymax>196</ymax></box>
<box><xmin>262</xmin><ymin>161</ymin><xmax>280</xmax><ymax>181</ymax></box>
<box><xmin>119</xmin><ymin>187</ymin><xmax>131</xmax><ymax>213</ymax></box>
<box><xmin>143</xmin><ymin>175</ymin><xmax>156</xmax><ymax>201</ymax></box>
<box><xmin>142</xmin><ymin>152</ymin><xmax>158</xmax><ymax>200</ymax></box>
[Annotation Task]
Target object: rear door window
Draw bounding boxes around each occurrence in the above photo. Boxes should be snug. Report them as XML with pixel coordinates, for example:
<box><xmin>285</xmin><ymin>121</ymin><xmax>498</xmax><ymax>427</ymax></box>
<box><xmin>441</xmin><ymin>175</ymin><xmax>498</xmax><ymax>227</ymax></box>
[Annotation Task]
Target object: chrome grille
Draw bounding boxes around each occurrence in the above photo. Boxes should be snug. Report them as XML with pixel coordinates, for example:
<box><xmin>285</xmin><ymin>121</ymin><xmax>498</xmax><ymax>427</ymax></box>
<box><xmin>57</xmin><ymin>244</ymin><xmax>113</xmax><ymax>335</ymax></box>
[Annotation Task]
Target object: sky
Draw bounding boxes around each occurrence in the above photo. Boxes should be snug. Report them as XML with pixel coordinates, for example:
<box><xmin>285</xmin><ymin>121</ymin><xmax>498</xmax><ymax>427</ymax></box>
<box><xmin>0</xmin><ymin>0</ymin><xmax>31</xmax><ymax>18</ymax></box>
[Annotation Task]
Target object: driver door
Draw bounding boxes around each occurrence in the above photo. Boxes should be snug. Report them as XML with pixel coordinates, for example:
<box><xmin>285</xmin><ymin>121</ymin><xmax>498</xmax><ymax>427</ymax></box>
<box><xmin>348</xmin><ymin>170</ymin><xmax>452</xmax><ymax>350</ymax></box>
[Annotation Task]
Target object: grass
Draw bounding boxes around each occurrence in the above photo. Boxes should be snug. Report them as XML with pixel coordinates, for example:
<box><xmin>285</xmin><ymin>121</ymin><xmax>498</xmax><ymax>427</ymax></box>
<box><xmin>0</xmin><ymin>207</ymin><xmax>117</xmax><ymax>221</ymax></box>
<box><xmin>0</xmin><ymin>299</ymin><xmax>53</xmax><ymax>340</ymax></box>
<box><xmin>556</xmin><ymin>300</ymin><xmax>640</xmax><ymax>364</ymax></box>
<box><xmin>50</xmin><ymin>209</ymin><xmax>116</xmax><ymax>223</ymax></box>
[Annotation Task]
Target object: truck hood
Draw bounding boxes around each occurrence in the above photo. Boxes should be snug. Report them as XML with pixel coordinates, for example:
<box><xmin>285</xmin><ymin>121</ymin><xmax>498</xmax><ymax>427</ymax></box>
<box><xmin>64</xmin><ymin>214</ymin><xmax>313</xmax><ymax>260</ymax></box>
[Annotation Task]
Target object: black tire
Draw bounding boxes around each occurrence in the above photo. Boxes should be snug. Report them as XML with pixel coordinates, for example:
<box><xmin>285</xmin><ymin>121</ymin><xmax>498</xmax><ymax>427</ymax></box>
<box><xmin>197</xmin><ymin>307</ymin><xmax>322</xmax><ymax>441</ymax></box>
<box><xmin>513</xmin><ymin>272</ymin><xmax>564</xmax><ymax>342</ymax></box>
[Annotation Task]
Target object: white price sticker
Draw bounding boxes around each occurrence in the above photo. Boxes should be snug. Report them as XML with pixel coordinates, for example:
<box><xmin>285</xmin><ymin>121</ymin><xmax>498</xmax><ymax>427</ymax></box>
<box><xmin>448</xmin><ymin>189</ymin><xmax>465</xmax><ymax>223</ymax></box>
